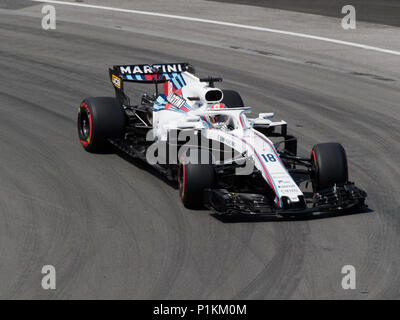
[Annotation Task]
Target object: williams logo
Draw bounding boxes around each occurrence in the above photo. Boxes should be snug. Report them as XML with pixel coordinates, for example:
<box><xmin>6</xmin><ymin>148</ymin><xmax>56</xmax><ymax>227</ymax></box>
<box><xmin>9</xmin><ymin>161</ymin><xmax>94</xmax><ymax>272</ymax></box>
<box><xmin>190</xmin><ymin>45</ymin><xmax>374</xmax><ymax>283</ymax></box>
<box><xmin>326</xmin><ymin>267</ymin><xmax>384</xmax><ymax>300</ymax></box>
<box><xmin>167</xmin><ymin>93</ymin><xmax>186</xmax><ymax>109</ymax></box>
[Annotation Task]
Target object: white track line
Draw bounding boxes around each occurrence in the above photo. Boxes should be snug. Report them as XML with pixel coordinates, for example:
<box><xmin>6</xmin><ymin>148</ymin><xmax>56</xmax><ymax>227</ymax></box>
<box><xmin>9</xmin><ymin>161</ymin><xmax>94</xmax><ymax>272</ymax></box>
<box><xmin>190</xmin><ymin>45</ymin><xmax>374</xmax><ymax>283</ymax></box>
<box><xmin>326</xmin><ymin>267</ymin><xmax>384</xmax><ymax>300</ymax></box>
<box><xmin>31</xmin><ymin>0</ymin><xmax>400</xmax><ymax>56</ymax></box>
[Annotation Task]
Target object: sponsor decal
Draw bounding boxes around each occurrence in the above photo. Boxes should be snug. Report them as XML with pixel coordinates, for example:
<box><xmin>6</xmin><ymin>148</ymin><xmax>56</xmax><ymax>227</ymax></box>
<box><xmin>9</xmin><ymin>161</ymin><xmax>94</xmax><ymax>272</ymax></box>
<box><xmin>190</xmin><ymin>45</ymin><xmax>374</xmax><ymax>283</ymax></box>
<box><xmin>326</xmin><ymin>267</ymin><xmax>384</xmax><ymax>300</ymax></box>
<box><xmin>118</xmin><ymin>63</ymin><xmax>186</xmax><ymax>75</ymax></box>
<box><xmin>211</xmin><ymin>103</ymin><xmax>225</xmax><ymax>109</ymax></box>
<box><xmin>276</xmin><ymin>175</ymin><xmax>299</xmax><ymax>194</ymax></box>
<box><xmin>167</xmin><ymin>93</ymin><xmax>186</xmax><ymax>109</ymax></box>
<box><xmin>112</xmin><ymin>74</ymin><xmax>121</xmax><ymax>89</ymax></box>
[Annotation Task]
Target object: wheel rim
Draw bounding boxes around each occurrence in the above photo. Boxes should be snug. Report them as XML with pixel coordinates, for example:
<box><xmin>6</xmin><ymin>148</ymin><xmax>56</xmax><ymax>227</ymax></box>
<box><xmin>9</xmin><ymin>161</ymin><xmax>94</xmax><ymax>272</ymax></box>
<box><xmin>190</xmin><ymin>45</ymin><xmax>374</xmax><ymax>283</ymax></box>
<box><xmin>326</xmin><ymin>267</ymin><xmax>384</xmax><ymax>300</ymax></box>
<box><xmin>79</xmin><ymin>111</ymin><xmax>90</xmax><ymax>141</ymax></box>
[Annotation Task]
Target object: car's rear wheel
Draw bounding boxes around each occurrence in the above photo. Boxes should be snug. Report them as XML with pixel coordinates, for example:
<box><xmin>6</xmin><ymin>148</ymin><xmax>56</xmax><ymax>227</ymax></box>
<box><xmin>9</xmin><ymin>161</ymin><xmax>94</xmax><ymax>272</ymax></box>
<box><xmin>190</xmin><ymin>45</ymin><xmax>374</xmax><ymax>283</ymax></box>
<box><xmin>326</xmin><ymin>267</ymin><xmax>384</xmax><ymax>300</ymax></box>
<box><xmin>178</xmin><ymin>149</ymin><xmax>216</xmax><ymax>209</ymax></box>
<box><xmin>221</xmin><ymin>90</ymin><xmax>244</xmax><ymax>108</ymax></box>
<box><xmin>77</xmin><ymin>97</ymin><xmax>126</xmax><ymax>152</ymax></box>
<box><xmin>311</xmin><ymin>143</ymin><xmax>348</xmax><ymax>191</ymax></box>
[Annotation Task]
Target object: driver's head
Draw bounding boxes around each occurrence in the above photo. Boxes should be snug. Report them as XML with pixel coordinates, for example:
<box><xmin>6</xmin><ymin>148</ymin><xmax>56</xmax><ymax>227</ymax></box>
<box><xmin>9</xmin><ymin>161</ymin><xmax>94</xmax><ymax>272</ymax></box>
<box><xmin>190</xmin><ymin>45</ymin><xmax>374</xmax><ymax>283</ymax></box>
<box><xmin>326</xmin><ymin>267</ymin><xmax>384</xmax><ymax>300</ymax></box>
<box><xmin>209</xmin><ymin>114</ymin><xmax>228</xmax><ymax>124</ymax></box>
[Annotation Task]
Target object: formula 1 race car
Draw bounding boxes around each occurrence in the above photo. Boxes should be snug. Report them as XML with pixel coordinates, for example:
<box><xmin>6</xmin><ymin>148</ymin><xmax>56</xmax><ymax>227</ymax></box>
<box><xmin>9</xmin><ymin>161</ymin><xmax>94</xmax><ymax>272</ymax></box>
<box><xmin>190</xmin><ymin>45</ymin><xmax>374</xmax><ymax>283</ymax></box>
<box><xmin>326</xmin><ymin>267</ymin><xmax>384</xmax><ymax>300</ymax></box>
<box><xmin>77</xmin><ymin>62</ymin><xmax>367</xmax><ymax>216</ymax></box>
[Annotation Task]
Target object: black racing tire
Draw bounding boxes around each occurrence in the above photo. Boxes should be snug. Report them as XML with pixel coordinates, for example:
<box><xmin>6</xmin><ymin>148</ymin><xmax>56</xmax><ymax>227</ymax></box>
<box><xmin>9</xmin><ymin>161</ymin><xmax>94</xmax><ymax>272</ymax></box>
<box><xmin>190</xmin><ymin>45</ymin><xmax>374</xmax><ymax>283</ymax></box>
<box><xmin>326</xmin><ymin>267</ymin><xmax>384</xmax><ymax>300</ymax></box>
<box><xmin>77</xmin><ymin>97</ymin><xmax>126</xmax><ymax>152</ymax></box>
<box><xmin>178</xmin><ymin>149</ymin><xmax>217</xmax><ymax>209</ymax></box>
<box><xmin>221</xmin><ymin>90</ymin><xmax>244</xmax><ymax>108</ymax></box>
<box><xmin>311</xmin><ymin>143</ymin><xmax>348</xmax><ymax>191</ymax></box>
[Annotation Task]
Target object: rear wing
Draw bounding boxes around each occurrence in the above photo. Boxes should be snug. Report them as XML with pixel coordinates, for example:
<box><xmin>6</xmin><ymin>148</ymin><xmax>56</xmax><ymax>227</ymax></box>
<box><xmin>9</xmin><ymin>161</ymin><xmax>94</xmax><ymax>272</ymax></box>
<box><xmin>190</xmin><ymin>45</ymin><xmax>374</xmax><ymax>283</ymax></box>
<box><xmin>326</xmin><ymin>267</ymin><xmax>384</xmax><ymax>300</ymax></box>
<box><xmin>110</xmin><ymin>62</ymin><xmax>194</xmax><ymax>83</ymax></box>
<box><xmin>109</xmin><ymin>63</ymin><xmax>194</xmax><ymax>105</ymax></box>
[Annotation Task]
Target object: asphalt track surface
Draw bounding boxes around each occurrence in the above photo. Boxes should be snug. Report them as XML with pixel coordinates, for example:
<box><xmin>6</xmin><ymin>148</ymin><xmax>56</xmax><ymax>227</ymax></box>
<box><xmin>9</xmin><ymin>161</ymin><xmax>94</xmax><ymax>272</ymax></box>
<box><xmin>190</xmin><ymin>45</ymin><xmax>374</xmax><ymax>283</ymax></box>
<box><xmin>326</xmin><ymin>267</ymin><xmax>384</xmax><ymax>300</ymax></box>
<box><xmin>0</xmin><ymin>1</ymin><xmax>400</xmax><ymax>299</ymax></box>
<box><xmin>211</xmin><ymin>0</ymin><xmax>400</xmax><ymax>27</ymax></box>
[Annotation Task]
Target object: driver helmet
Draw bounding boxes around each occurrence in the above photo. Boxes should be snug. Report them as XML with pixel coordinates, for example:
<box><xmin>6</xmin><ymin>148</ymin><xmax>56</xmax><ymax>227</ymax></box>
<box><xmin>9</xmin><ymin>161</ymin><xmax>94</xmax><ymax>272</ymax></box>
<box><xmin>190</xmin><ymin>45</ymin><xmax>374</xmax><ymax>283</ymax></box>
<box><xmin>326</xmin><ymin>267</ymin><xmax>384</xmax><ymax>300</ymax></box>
<box><xmin>209</xmin><ymin>114</ymin><xmax>228</xmax><ymax>125</ymax></box>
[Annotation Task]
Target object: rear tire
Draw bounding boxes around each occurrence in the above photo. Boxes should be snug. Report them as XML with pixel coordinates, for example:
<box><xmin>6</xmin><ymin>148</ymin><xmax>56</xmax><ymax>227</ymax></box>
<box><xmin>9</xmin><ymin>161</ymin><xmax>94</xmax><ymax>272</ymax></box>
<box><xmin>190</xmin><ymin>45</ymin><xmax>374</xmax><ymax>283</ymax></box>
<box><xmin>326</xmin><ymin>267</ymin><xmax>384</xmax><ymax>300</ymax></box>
<box><xmin>222</xmin><ymin>90</ymin><xmax>244</xmax><ymax>108</ymax></box>
<box><xmin>178</xmin><ymin>149</ymin><xmax>216</xmax><ymax>209</ymax></box>
<box><xmin>311</xmin><ymin>143</ymin><xmax>348</xmax><ymax>191</ymax></box>
<box><xmin>77</xmin><ymin>97</ymin><xmax>126</xmax><ymax>152</ymax></box>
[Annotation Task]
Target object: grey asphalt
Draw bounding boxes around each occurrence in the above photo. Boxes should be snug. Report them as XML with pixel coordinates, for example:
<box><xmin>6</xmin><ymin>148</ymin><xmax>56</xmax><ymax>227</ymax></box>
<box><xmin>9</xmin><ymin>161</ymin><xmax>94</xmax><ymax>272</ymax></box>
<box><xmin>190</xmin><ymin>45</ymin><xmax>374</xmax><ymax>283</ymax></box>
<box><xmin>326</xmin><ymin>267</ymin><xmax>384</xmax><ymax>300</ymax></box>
<box><xmin>0</xmin><ymin>1</ymin><xmax>400</xmax><ymax>299</ymax></box>
<box><xmin>210</xmin><ymin>0</ymin><xmax>400</xmax><ymax>27</ymax></box>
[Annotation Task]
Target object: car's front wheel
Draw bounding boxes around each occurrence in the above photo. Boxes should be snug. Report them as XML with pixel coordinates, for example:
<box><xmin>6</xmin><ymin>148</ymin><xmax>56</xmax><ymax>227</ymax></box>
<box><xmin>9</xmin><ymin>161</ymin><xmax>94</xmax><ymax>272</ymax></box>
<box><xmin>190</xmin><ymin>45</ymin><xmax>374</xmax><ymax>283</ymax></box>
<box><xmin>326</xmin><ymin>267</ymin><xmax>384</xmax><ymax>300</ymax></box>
<box><xmin>311</xmin><ymin>142</ymin><xmax>348</xmax><ymax>192</ymax></box>
<box><xmin>178</xmin><ymin>149</ymin><xmax>216</xmax><ymax>209</ymax></box>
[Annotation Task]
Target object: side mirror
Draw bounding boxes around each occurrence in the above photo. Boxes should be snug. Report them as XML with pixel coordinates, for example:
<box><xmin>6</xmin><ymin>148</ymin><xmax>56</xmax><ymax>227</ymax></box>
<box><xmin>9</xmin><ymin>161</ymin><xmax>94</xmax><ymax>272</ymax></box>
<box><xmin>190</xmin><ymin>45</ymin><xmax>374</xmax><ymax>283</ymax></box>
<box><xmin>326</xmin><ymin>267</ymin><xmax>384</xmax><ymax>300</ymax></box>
<box><xmin>186</xmin><ymin>115</ymin><xmax>201</xmax><ymax>122</ymax></box>
<box><xmin>259</xmin><ymin>113</ymin><xmax>274</xmax><ymax>119</ymax></box>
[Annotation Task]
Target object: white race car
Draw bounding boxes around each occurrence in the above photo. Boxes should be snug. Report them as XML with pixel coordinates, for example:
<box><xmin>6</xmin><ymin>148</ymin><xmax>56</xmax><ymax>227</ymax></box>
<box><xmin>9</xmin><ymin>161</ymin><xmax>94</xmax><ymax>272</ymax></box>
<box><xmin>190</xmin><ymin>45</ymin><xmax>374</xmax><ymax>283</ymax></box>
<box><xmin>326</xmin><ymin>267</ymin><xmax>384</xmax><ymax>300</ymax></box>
<box><xmin>77</xmin><ymin>63</ymin><xmax>366</xmax><ymax>216</ymax></box>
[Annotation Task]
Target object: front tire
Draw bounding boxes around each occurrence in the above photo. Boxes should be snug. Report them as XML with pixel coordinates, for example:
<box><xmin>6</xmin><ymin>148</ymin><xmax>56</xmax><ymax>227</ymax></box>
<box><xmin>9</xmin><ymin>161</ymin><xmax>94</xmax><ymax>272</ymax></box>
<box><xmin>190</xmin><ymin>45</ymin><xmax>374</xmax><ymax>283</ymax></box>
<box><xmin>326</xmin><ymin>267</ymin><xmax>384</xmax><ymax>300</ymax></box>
<box><xmin>178</xmin><ymin>149</ymin><xmax>216</xmax><ymax>209</ymax></box>
<box><xmin>77</xmin><ymin>97</ymin><xmax>126</xmax><ymax>152</ymax></box>
<box><xmin>311</xmin><ymin>143</ymin><xmax>348</xmax><ymax>191</ymax></box>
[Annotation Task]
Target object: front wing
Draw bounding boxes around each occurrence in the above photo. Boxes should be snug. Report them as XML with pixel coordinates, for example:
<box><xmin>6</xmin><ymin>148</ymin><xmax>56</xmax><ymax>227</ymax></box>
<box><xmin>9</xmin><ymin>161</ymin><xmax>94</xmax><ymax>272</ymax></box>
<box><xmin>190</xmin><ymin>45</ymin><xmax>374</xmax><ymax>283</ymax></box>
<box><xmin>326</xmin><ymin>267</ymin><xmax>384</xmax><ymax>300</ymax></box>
<box><xmin>204</xmin><ymin>182</ymin><xmax>367</xmax><ymax>217</ymax></box>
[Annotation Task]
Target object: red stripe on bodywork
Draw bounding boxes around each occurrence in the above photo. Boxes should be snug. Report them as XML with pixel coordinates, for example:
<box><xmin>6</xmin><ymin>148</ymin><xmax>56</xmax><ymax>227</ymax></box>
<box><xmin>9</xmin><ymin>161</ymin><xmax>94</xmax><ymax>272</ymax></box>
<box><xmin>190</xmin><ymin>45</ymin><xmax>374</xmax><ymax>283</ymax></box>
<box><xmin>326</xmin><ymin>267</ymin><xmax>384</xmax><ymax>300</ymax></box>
<box><xmin>163</xmin><ymin>82</ymin><xmax>169</xmax><ymax>96</ymax></box>
<box><xmin>254</xmin><ymin>131</ymin><xmax>287</xmax><ymax>170</ymax></box>
<box><xmin>231</xmin><ymin>133</ymin><xmax>280</xmax><ymax>207</ymax></box>
<box><xmin>239</xmin><ymin>115</ymin><xmax>245</xmax><ymax>128</ymax></box>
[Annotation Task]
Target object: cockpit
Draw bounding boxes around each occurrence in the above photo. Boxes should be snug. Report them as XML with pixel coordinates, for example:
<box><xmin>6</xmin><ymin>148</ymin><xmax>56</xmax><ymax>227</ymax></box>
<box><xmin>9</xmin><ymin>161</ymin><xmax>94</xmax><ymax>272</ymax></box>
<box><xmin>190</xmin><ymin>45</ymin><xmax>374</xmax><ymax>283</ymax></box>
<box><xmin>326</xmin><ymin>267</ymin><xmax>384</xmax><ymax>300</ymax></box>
<box><xmin>207</xmin><ymin>113</ymin><xmax>239</xmax><ymax>131</ymax></box>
